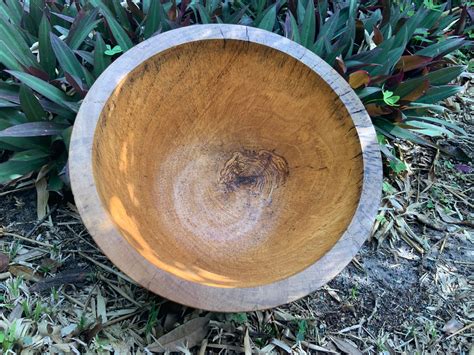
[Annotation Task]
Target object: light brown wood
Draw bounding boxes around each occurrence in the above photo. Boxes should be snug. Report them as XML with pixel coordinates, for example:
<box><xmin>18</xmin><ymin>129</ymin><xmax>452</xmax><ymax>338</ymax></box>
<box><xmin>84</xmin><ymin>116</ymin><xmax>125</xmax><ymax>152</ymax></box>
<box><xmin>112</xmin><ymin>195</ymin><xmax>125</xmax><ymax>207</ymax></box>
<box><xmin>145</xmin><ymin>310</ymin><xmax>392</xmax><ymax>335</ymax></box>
<box><xmin>70</xmin><ymin>25</ymin><xmax>382</xmax><ymax>311</ymax></box>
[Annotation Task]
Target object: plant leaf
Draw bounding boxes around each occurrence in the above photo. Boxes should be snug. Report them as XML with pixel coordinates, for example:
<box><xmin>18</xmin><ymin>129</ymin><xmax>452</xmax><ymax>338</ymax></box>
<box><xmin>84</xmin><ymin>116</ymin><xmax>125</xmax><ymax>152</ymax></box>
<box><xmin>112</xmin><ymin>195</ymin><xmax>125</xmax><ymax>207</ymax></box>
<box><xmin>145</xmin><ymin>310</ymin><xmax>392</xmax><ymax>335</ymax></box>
<box><xmin>0</xmin><ymin>122</ymin><xmax>69</xmax><ymax>137</ymax></box>
<box><xmin>6</xmin><ymin>71</ymin><xmax>79</xmax><ymax>112</ymax></box>
<box><xmin>93</xmin><ymin>33</ymin><xmax>111</xmax><ymax>78</ymax></box>
<box><xmin>416</xmin><ymin>37</ymin><xmax>466</xmax><ymax>58</ymax></box>
<box><xmin>39</xmin><ymin>14</ymin><xmax>56</xmax><ymax>78</ymax></box>
<box><xmin>404</xmin><ymin>120</ymin><xmax>454</xmax><ymax>138</ymax></box>
<box><xmin>418</xmin><ymin>85</ymin><xmax>463</xmax><ymax>104</ymax></box>
<box><xmin>0</xmin><ymin>159</ymin><xmax>48</xmax><ymax>184</ymax></box>
<box><xmin>50</xmin><ymin>33</ymin><xmax>89</xmax><ymax>86</ymax></box>
<box><xmin>0</xmin><ymin>14</ymin><xmax>39</xmax><ymax>70</ymax></box>
<box><xmin>66</xmin><ymin>8</ymin><xmax>101</xmax><ymax>50</ymax></box>
<box><xmin>19</xmin><ymin>85</ymin><xmax>47</xmax><ymax>122</ymax></box>
<box><xmin>400</xmin><ymin>79</ymin><xmax>429</xmax><ymax>102</ymax></box>
<box><xmin>0</xmin><ymin>40</ymin><xmax>22</xmax><ymax>70</ymax></box>
<box><xmin>258</xmin><ymin>4</ymin><xmax>277</xmax><ymax>31</ymax></box>
<box><xmin>90</xmin><ymin>0</ymin><xmax>134</xmax><ymax>52</ymax></box>
<box><xmin>395</xmin><ymin>55</ymin><xmax>432</xmax><ymax>72</ymax></box>
<box><xmin>428</xmin><ymin>66</ymin><xmax>466</xmax><ymax>86</ymax></box>
<box><xmin>144</xmin><ymin>0</ymin><xmax>165</xmax><ymax>39</ymax></box>
<box><xmin>349</xmin><ymin>70</ymin><xmax>370</xmax><ymax>89</ymax></box>
<box><xmin>147</xmin><ymin>317</ymin><xmax>210</xmax><ymax>353</ymax></box>
<box><xmin>300</xmin><ymin>0</ymin><xmax>315</xmax><ymax>48</ymax></box>
<box><xmin>405</xmin><ymin>116</ymin><xmax>466</xmax><ymax>135</ymax></box>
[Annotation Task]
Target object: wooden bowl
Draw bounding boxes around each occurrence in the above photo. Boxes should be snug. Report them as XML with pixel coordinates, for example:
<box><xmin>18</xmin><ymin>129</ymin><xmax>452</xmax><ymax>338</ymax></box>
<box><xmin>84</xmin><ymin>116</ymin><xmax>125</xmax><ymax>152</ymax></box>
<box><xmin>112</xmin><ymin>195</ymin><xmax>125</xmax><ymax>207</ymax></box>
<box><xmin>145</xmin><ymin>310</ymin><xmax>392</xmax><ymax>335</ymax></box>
<box><xmin>70</xmin><ymin>25</ymin><xmax>382</xmax><ymax>311</ymax></box>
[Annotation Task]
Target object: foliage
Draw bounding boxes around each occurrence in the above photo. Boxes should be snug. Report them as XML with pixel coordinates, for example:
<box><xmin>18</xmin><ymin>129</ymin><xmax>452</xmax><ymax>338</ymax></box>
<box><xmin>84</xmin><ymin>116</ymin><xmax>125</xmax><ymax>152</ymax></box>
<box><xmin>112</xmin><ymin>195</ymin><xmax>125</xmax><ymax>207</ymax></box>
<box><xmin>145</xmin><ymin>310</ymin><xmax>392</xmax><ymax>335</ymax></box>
<box><xmin>0</xmin><ymin>0</ymin><xmax>471</xmax><ymax>190</ymax></box>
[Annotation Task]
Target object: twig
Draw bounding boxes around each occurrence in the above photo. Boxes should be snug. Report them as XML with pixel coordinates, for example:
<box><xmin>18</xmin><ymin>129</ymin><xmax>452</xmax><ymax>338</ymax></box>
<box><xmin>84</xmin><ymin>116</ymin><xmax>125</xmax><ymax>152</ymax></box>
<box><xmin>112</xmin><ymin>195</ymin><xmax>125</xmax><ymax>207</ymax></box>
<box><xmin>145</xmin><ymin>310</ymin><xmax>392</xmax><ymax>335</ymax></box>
<box><xmin>25</xmin><ymin>205</ymin><xmax>58</xmax><ymax>238</ymax></box>
<box><xmin>102</xmin><ymin>309</ymin><xmax>142</xmax><ymax>328</ymax></box>
<box><xmin>78</xmin><ymin>252</ymin><xmax>136</xmax><ymax>285</ymax></box>
<box><xmin>0</xmin><ymin>184</ymin><xmax>35</xmax><ymax>197</ymax></box>
<box><xmin>0</xmin><ymin>232</ymin><xmax>53</xmax><ymax>248</ymax></box>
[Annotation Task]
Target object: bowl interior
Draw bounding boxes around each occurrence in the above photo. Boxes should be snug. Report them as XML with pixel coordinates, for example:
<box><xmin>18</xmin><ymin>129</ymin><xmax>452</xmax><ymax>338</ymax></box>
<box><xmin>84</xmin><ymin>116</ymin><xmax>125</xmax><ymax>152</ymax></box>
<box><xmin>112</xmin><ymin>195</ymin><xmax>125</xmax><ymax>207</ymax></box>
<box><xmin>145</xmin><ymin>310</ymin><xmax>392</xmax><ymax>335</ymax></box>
<box><xmin>92</xmin><ymin>39</ymin><xmax>363</xmax><ymax>288</ymax></box>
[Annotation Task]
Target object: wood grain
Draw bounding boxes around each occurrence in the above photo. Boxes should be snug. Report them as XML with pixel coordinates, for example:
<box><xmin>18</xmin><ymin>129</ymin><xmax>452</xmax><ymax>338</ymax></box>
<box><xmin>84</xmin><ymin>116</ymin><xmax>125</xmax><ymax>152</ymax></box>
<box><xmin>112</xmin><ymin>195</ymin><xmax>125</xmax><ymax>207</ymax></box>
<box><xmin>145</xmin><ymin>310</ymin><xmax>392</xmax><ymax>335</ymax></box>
<box><xmin>69</xmin><ymin>25</ymin><xmax>382</xmax><ymax>311</ymax></box>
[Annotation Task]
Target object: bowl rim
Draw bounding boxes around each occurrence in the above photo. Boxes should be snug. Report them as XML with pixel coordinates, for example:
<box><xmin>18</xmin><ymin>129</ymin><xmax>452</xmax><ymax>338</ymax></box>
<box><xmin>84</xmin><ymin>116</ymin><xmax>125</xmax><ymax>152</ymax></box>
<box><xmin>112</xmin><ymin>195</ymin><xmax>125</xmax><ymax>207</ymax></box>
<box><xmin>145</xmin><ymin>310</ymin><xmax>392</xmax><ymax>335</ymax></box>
<box><xmin>69</xmin><ymin>24</ymin><xmax>382</xmax><ymax>312</ymax></box>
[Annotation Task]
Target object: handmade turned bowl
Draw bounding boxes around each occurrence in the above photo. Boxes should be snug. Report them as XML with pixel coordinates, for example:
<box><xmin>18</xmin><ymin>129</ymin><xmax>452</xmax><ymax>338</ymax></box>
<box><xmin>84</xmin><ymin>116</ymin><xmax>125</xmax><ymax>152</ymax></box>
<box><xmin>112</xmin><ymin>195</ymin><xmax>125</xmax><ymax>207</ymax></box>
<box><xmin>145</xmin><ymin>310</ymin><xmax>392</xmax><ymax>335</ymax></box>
<box><xmin>70</xmin><ymin>25</ymin><xmax>382</xmax><ymax>311</ymax></box>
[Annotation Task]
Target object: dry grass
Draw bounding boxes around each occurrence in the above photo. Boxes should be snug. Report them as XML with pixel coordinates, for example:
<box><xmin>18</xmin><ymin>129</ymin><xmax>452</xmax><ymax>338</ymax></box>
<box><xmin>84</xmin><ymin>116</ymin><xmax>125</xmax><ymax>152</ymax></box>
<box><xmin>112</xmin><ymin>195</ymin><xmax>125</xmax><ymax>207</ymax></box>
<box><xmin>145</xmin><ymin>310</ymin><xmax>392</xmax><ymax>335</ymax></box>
<box><xmin>0</xmin><ymin>79</ymin><xmax>473</xmax><ymax>354</ymax></box>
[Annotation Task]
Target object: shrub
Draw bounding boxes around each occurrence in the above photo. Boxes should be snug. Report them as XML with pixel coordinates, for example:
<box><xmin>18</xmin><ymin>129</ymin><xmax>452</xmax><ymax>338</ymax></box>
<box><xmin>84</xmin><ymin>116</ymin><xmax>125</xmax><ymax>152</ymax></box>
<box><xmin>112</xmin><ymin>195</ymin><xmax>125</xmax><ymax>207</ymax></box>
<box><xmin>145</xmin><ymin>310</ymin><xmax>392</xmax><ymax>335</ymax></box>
<box><xmin>0</xmin><ymin>0</ymin><xmax>471</xmax><ymax>191</ymax></box>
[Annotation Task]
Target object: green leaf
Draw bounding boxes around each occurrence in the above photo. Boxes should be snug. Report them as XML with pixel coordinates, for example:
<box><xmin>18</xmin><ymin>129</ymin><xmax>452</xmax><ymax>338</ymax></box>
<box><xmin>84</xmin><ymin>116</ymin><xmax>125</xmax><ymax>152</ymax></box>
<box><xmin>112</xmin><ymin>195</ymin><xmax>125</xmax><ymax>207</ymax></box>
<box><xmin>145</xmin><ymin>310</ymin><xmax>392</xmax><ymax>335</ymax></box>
<box><xmin>144</xmin><ymin>0</ymin><xmax>165</xmax><ymax>39</ymax></box>
<box><xmin>104</xmin><ymin>44</ymin><xmax>123</xmax><ymax>56</ymax></box>
<box><xmin>416</xmin><ymin>37</ymin><xmax>466</xmax><ymax>58</ymax></box>
<box><xmin>39</xmin><ymin>14</ymin><xmax>56</xmax><ymax>78</ymax></box>
<box><xmin>0</xmin><ymin>159</ymin><xmax>48</xmax><ymax>184</ymax></box>
<box><xmin>90</xmin><ymin>0</ymin><xmax>134</xmax><ymax>52</ymax></box>
<box><xmin>0</xmin><ymin>1</ymin><xmax>21</xmax><ymax>26</ymax></box>
<box><xmin>375</xmin><ymin>118</ymin><xmax>436</xmax><ymax>147</ymax></box>
<box><xmin>427</xmin><ymin>66</ymin><xmax>466</xmax><ymax>86</ymax></box>
<box><xmin>0</xmin><ymin>122</ymin><xmax>69</xmax><ymax>137</ymax></box>
<box><xmin>66</xmin><ymin>8</ymin><xmax>101</xmax><ymax>50</ymax></box>
<box><xmin>19</xmin><ymin>85</ymin><xmax>46</xmax><ymax>122</ymax></box>
<box><xmin>50</xmin><ymin>33</ymin><xmax>91</xmax><ymax>87</ymax></box>
<box><xmin>357</xmin><ymin>87</ymin><xmax>381</xmax><ymax>101</ymax></box>
<box><xmin>111</xmin><ymin>0</ymin><xmax>132</xmax><ymax>33</ymax></box>
<box><xmin>194</xmin><ymin>4</ymin><xmax>211</xmax><ymax>25</ymax></box>
<box><xmin>300</xmin><ymin>0</ymin><xmax>315</xmax><ymax>48</ymax></box>
<box><xmin>0</xmin><ymin>99</ymin><xmax>18</xmax><ymax>108</ymax></box>
<box><xmin>287</xmin><ymin>12</ymin><xmax>301</xmax><ymax>43</ymax></box>
<box><xmin>61</xmin><ymin>126</ymin><xmax>73</xmax><ymax>151</ymax></box>
<box><xmin>5</xmin><ymin>0</ymin><xmax>23</xmax><ymax>25</ymax></box>
<box><xmin>8</xmin><ymin>149</ymin><xmax>50</xmax><ymax>162</ymax></box>
<box><xmin>405</xmin><ymin>116</ymin><xmax>466</xmax><ymax>135</ymax></box>
<box><xmin>405</xmin><ymin>120</ymin><xmax>454</xmax><ymax>138</ymax></box>
<box><xmin>417</xmin><ymin>85</ymin><xmax>463</xmax><ymax>104</ymax></box>
<box><xmin>143</xmin><ymin>0</ymin><xmax>151</xmax><ymax>13</ymax></box>
<box><xmin>257</xmin><ymin>4</ymin><xmax>277</xmax><ymax>31</ymax></box>
<box><xmin>0</xmin><ymin>14</ymin><xmax>39</xmax><ymax>70</ymax></box>
<box><xmin>382</xmin><ymin>181</ymin><xmax>396</xmax><ymax>193</ymax></box>
<box><xmin>93</xmin><ymin>33</ymin><xmax>111</xmax><ymax>78</ymax></box>
<box><xmin>389</xmin><ymin>159</ymin><xmax>407</xmax><ymax>174</ymax></box>
<box><xmin>6</xmin><ymin>71</ymin><xmax>79</xmax><ymax>112</ymax></box>
<box><xmin>0</xmin><ymin>40</ymin><xmax>22</xmax><ymax>70</ymax></box>
<box><xmin>382</xmin><ymin>89</ymin><xmax>400</xmax><ymax>106</ymax></box>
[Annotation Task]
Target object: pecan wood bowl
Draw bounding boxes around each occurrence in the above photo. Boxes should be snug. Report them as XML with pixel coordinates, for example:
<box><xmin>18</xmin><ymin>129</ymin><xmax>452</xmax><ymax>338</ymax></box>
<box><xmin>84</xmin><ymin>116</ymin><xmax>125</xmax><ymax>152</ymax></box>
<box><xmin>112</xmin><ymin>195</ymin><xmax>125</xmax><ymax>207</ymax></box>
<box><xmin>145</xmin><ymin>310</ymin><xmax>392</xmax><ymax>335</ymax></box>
<box><xmin>69</xmin><ymin>24</ymin><xmax>382</xmax><ymax>312</ymax></box>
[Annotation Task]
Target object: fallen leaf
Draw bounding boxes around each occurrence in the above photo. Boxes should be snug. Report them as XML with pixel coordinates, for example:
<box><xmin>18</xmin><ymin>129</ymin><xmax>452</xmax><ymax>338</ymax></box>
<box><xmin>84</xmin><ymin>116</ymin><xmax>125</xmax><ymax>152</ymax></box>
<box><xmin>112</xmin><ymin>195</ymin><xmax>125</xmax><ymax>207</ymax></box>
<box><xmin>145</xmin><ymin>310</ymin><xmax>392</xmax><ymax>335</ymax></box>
<box><xmin>435</xmin><ymin>205</ymin><xmax>459</xmax><ymax>224</ymax></box>
<box><xmin>455</xmin><ymin>164</ymin><xmax>472</xmax><ymax>174</ymax></box>
<box><xmin>271</xmin><ymin>338</ymin><xmax>292</xmax><ymax>353</ymax></box>
<box><xmin>29</xmin><ymin>268</ymin><xmax>90</xmax><ymax>292</ymax></box>
<box><xmin>331</xmin><ymin>336</ymin><xmax>363</xmax><ymax>355</ymax></box>
<box><xmin>9</xmin><ymin>264</ymin><xmax>42</xmax><ymax>282</ymax></box>
<box><xmin>147</xmin><ymin>316</ymin><xmax>210</xmax><ymax>353</ymax></box>
<box><xmin>96</xmin><ymin>289</ymin><xmax>107</xmax><ymax>323</ymax></box>
<box><xmin>442</xmin><ymin>318</ymin><xmax>463</xmax><ymax>334</ymax></box>
<box><xmin>83</xmin><ymin>322</ymin><xmax>103</xmax><ymax>344</ymax></box>
<box><xmin>413</xmin><ymin>213</ymin><xmax>446</xmax><ymax>231</ymax></box>
<box><xmin>0</xmin><ymin>252</ymin><xmax>9</xmax><ymax>272</ymax></box>
<box><xmin>8</xmin><ymin>303</ymin><xmax>23</xmax><ymax>321</ymax></box>
<box><xmin>35</xmin><ymin>177</ymin><xmax>49</xmax><ymax>220</ymax></box>
<box><xmin>244</xmin><ymin>328</ymin><xmax>251</xmax><ymax>355</ymax></box>
<box><xmin>39</xmin><ymin>257</ymin><xmax>61</xmax><ymax>273</ymax></box>
<box><xmin>327</xmin><ymin>288</ymin><xmax>342</xmax><ymax>303</ymax></box>
<box><xmin>274</xmin><ymin>309</ymin><xmax>295</xmax><ymax>321</ymax></box>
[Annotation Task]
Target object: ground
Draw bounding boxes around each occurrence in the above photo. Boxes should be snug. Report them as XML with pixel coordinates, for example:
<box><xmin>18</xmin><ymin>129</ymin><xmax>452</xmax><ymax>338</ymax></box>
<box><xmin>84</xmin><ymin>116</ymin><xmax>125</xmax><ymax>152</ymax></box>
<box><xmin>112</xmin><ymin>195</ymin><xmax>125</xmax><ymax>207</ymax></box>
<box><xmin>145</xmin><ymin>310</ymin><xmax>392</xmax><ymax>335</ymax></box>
<box><xmin>0</xmin><ymin>81</ymin><xmax>473</xmax><ymax>353</ymax></box>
